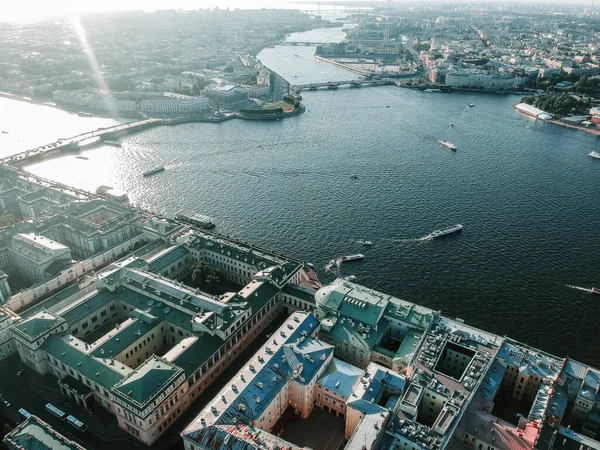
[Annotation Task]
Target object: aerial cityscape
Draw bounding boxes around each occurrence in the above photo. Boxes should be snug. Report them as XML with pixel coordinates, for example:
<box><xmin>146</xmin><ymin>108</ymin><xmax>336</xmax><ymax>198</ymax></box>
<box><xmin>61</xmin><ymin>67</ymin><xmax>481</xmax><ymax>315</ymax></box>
<box><xmin>0</xmin><ymin>1</ymin><xmax>599</xmax><ymax>450</ymax></box>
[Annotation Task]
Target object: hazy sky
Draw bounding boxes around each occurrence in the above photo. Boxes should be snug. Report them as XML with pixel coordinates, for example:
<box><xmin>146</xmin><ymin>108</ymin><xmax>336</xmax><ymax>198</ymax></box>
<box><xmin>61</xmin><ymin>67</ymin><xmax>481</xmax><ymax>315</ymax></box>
<box><xmin>3</xmin><ymin>0</ymin><xmax>590</xmax><ymax>22</ymax></box>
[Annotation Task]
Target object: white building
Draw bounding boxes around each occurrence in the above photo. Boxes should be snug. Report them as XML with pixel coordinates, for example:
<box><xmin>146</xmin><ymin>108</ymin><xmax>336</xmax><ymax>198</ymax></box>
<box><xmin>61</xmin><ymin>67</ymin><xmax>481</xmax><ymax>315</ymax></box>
<box><xmin>9</xmin><ymin>233</ymin><xmax>73</xmax><ymax>283</ymax></box>
<box><xmin>140</xmin><ymin>97</ymin><xmax>209</xmax><ymax>115</ymax></box>
<box><xmin>91</xmin><ymin>96</ymin><xmax>137</xmax><ymax>113</ymax></box>
<box><xmin>202</xmin><ymin>84</ymin><xmax>249</xmax><ymax>106</ymax></box>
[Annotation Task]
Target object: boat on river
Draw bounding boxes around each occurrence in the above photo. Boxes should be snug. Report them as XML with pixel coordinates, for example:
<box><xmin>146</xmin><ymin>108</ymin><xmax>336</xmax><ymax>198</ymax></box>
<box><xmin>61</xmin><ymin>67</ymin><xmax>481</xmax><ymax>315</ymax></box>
<box><xmin>427</xmin><ymin>224</ymin><xmax>463</xmax><ymax>239</ymax></box>
<box><xmin>589</xmin><ymin>151</ymin><xmax>600</xmax><ymax>160</ymax></box>
<box><xmin>439</xmin><ymin>140</ymin><xmax>457</xmax><ymax>151</ymax></box>
<box><xmin>143</xmin><ymin>166</ymin><xmax>165</xmax><ymax>177</ymax></box>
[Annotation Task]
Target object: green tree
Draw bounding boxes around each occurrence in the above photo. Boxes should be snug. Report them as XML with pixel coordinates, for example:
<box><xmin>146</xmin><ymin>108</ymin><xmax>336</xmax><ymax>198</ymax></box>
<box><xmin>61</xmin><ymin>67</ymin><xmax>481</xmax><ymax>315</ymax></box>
<box><xmin>190</xmin><ymin>261</ymin><xmax>223</xmax><ymax>294</ymax></box>
<box><xmin>0</xmin><ymin>213</ymin><xmax>17</xmax><ymax>227</ymax></box>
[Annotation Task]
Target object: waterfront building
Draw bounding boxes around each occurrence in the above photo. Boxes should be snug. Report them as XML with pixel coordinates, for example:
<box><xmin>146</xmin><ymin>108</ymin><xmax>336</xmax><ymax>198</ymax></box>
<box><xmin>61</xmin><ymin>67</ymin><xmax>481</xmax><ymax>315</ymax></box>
<box><xmin>8</xmin><ymin>227</ymin><xmax>317</xmax><ymax>445</ymax></box>
<box><xmin>444</xmin><ymin>72</ymin><xmax>516</xmax><ymax>90</ymax></box>
<box><xmin>202</xmin><ymin>84</ymin><xmax>249</xmax><ymax>106</ymax></box>
<box><xmin>314</xmin><ymin>278</ymin><xmax>435</xmax><ymax>370</ymax></box>
<box><xmin>140</xmin><ymin>97</ymin><xmax>210</xmax><ymax>115</ymax></box>
<box><xmin>3</xmin><ymin>415</ymin><xmax>89</xmax><ymax>450</ymax></box>
<box><xmin>52</xmin><ymin>89</ymin><xmax>96</xmax><ymax>109</ymax></box>
<box><xmin>244</xmin><ymin>85</ymin><xmax>271</xmax><ymax>98</ymax></box>
<box><xmin>9</xmin><ymin>233</ymin><xmax>73</xmax><ymax>283</ymax></box>
<box><xmin>90</xmin><ymin>96</ymin><xmax>138</xmax><ymax>113</ymax></box>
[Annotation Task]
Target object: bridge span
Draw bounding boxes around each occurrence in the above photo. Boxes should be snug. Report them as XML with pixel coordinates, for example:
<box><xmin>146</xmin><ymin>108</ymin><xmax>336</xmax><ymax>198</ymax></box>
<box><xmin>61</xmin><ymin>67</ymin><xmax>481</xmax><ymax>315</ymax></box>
<box><xmin>2</xmin><ymin>118</ymin><xmax>165</xmax><ymax>166</ymax></box>
<box><xmin>293</xmin><ymin>79</ymin><xmax>395</xmax><ymax>91</ymax></box>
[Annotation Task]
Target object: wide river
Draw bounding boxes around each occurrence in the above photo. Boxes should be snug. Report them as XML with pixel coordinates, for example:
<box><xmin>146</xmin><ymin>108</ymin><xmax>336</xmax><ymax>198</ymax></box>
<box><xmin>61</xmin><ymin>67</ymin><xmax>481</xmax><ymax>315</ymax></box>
<box><xmin>1</xmin><ymin>27</ymin><xmax>599</xmax><ymax>367</ymax></box>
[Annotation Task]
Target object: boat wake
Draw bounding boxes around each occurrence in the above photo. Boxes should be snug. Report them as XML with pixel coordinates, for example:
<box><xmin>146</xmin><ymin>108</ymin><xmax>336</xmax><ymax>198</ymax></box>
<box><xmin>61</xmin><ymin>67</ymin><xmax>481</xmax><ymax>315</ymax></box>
<box><xmin>567</xmin><ymin>285</ymin><xmax>596</xmax><ymax>294</ymax></box>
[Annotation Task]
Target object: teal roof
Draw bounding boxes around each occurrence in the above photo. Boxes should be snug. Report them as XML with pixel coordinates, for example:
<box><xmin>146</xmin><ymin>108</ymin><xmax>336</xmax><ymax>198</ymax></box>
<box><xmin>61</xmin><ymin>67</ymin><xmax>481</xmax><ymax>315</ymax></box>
<box><xmin>42</xmin><ymin>335</ymin><xmax>129</xmax><ymax>389</ymax></box>
<box><xmin>282</xmin><ymin>284</ymin><xmax>316</xmax><ymax>303</ymax></box>
<box><xmin>173</xmin><ymin>333</ymin><xmax>225</xmax><ymax>377</ymax></box>
<box><xmin>113</xmin><ymin>356</ymin><xmax>183</xmax><ymax>406</ymax></box>
<box><xmin>3</xmin><ymin>415</ymin><xmax>87</xmax><ymax>450</ymax></box>
<box><xmin>148</xmin><ymin>245</ymin><xmax>190</xmax><ymax>274</ymax></box>
<box><xmin>61</xmin><ymin>290</ymin><xmax>116</xmax><ymax>325</ymax></box>
<box><xmin>117</xmin><ymin>287</ymin><xmax>195</xmax><ymax>332</ymax></box>
<box><xmin>323</xmin><ymin>316</ymin><xmax>388</xmax><ymax>351</ymax></box>
<box><xmin>15</xmin><ymin>312</ymin><xmax>62</xmax><ymax>340</ymax></box>
<box><xmin>393</xmin><ymin>329</ymin><xmax>423</xmax><ymax>364</ymax></box>
<box><xmin>90</xmin><ymin>317</ymin><xmax>159</xmax><ymax>359</ymax></box>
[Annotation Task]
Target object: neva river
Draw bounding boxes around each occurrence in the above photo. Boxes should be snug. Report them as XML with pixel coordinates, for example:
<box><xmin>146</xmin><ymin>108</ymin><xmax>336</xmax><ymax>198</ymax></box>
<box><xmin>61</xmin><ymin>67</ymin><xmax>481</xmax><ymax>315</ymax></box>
<box><xmin>2</xmin><ymin>27</ymin><xmax>600</xmax><ymax>367</ymax></box>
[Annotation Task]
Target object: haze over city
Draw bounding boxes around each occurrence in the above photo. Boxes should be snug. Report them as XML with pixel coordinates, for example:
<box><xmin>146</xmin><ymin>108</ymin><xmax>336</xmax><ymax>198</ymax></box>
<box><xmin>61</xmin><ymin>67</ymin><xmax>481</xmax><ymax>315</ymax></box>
<box><xmin>0</xmin><ymin>1</ymin><xmax>599</xmax><ymax>450</ymax></box>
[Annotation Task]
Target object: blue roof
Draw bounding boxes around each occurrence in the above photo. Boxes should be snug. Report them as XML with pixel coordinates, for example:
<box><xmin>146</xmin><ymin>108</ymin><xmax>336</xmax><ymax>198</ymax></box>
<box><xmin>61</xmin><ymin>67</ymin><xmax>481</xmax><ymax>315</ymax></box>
<box><xmin>548</xmin><ymin>385</ymin><xmax>568</xmax><ymax>420</ymax></box>
<box><xmin>317</xmin><ymin>358</ymin><xmax>363</xmax><ymax>398</ymax></box>
<box><xmin>480</xmin><ymin>360</ymin><xmax>506</xmax><ymax>401</ymax></box>
<box><xmin>565</xmin><ymin>359</ymin><xmax>588</xmax><ymax>380</ymax></box>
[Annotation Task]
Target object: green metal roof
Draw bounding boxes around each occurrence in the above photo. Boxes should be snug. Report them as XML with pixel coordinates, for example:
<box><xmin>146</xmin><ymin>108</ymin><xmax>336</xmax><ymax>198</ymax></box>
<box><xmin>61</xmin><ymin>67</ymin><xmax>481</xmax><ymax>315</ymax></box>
<box><xmin>173</xmin><ymin>333</ymin><xmax>225</xmax><ymax>377</ymax></box>
<box><xmin>15</xmin><ymin>313</ymin><xmax>62</xmax><ymax>340</ymax></box>
<box><xmin>61</xmin><ymin>290</ymin><xmax>116</xmax><ymax>325</ymax></box>
<box><xmin>42</xmin><ymin>335</ymin><xmax>130</xmax><ymax>389</ymax></box>
<box><xmin>323</xmin><ymin>316</ymin><xmax>388</xmax><ymax>352</ymax></box>
<box><xmin>282</xmin><ymin>284</ymin><xmax>316</xmax><ymax>303</ymax></box>
<box><xmin>90</xmin><ymin>317</ymin><xmax>160</xmax><ymax>359</ymax></box>
<box><xmin>113</xmin><ymin>356</ymin><xmax>183</xmax><ymax>406</ymax></box>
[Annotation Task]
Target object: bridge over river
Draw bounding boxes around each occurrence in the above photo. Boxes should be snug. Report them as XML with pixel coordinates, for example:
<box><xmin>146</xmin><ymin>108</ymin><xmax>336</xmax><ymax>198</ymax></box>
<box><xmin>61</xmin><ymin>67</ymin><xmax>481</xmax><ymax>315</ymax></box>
<box><xmin>2</xmin><ymin>118</ymin><xmax>164</xmax><ymax>166</ymax></box>
<box><xmin>292</xmin><ymin>79</ymin><xmax>396</xmax><ymax>91</ymax></box>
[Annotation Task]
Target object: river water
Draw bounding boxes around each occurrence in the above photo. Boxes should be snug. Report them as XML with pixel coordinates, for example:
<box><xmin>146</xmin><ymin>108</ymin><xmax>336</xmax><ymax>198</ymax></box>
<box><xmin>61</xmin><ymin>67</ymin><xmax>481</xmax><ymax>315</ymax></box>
<box><xmin>1</xmin><ymin>27</ymin><xmax>599</xmax><ymax>366</ymax></box>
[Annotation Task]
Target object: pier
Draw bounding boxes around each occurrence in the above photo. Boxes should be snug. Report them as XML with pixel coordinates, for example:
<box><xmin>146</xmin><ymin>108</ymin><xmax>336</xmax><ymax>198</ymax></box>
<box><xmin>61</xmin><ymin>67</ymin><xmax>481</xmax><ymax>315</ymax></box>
<box><xmin>2</xmin><ymin>118</ymin><xmax>165</xmax><ymax>166</ymax></box>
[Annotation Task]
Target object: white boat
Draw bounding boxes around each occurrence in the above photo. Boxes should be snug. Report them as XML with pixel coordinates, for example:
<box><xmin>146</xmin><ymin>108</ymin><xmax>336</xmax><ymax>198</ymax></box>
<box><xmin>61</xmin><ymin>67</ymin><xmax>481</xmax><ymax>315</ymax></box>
<box><xmin>75</xmin><ymin>155</ymin><xmax>89</xmax><ymax>160</ymax></box>
<box><xmin>428</xmin><ymin>224</ymin><xmax>463</xmax><ymax>239</ymax></box>
<box><xmin>468</xmin><ymin>103</ymin><xmax>475</xmax><ymax>108</ymax></box>
<box><xmin>336</xmin><ymin>254</ymin><xmax>365</xmax><ymax>265</ymax></box>
<box><xmin>424</xmin><ymin>88</ymin><xmax>442</xmax><ymax>93</ymax></box>
<box><xmin>439</xmin><ymin>140</ymin><xmax>457</xmax><ymax>151</ymax></box>
<box><xmin>343</xmin><ymin>275</ymin><xmax>357</xmax><ymax>282</ymax></box>
<box><xmin>357</xmin><ymin>240</ymin><xmax>373</xmax><ymax>246</ymax></box>
<box><xmin>589</xmin><ymin>151</ymin><xmax>600</xmax><ymax>160</ymax></box>
<box><xmin>449</xmin><ymin>122</ymin><xmax>454</xmax><ymax>127</ymax></box>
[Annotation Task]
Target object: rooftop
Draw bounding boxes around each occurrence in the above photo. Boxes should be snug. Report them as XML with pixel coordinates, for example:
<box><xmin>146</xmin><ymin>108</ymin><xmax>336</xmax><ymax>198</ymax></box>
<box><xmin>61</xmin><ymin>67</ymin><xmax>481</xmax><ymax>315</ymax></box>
<box><xmin>2</xmin><ymin>415</ymin><xmax>88</xmax><ymax>450</ymax></box>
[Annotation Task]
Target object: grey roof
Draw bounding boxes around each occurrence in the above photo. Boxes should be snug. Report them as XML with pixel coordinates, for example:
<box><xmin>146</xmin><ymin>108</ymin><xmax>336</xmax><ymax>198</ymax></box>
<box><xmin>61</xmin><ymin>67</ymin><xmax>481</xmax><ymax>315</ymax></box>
<box><xmin>317</xmin><ymin>358</ymin><xmax>363</xmax><ymax>398</ymax></box>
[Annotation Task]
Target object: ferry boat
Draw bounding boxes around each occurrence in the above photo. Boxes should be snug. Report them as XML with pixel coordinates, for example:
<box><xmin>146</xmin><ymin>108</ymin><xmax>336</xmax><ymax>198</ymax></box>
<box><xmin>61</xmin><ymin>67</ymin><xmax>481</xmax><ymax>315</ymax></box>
<box><xmin>357</xmin><ymin>240</ymin><xmax>373</xmax><ymax>246</ymax></box>
<box><xmin>589</xmin><ymin>151</ymin><xmax>600</xmax><ymax>160</ymax></box>
<box><xmin>175</xmin><ymin>211</ymin><xmax>216</xmax><ymax>229</ymax></box>
<box><xmin>143</xmin><ymin>166</ymin><xmax>165</xmax><ymax>177</ymax></box>
<box><xmin>428</xmin><ymin>224</ymin><xmax>463</xmax><ymax>239</ymax></box>
<box><xmin>439</xmin><ymin>140</ymin><xmax>457</xmax><ymax>151</ymax></box>
<box><xmin>424</xmin><ymin>88</ymin><xmax>442</xmax><ymax>93</ymax></box>
<box><xmin>337</xmin><ymin>254</ymin><xmax>365</xmax><ymax>265</ymax></box>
